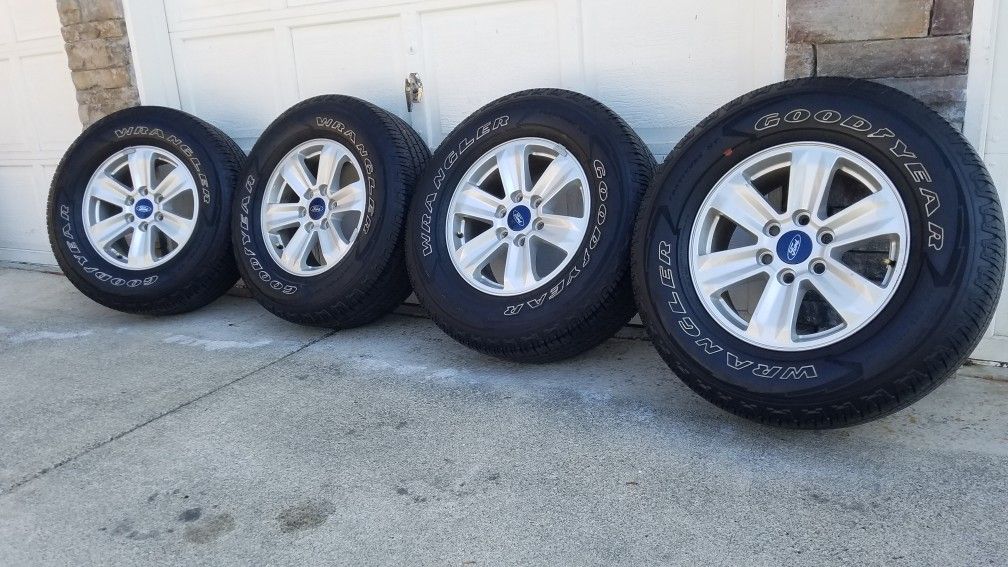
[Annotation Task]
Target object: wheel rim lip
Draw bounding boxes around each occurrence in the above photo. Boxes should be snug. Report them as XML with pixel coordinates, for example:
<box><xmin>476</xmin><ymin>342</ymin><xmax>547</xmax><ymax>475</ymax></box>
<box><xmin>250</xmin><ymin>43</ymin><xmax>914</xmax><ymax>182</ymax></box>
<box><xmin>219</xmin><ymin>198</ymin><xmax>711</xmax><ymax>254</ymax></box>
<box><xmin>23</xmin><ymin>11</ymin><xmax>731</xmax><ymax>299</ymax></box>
<box><xmin>687</xmin><ymin>141</ymin><xmax>911</xmax><ymax>352</ymax></box>
<box><xmin>81</xmin><ymin>145</ymin><xmax>199</xmax><ymax>271</ymax></box>
<box><xmin>444</xmin><ymin>137</ymin><xmax>591</xmax><ymax>297</ymax></box>
<box><xmin>260</xmin><ymin>138</ymin><xmax>366</xmax><ymax>278</ymax></box>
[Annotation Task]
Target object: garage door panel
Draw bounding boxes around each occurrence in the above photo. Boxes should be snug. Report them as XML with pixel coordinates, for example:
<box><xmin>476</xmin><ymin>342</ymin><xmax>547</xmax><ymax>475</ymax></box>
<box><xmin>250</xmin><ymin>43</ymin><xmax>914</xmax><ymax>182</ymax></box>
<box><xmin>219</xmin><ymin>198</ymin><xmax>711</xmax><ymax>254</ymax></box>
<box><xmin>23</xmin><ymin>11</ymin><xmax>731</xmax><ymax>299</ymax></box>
<box><xmin>420</xmin><ymin>0</ymin><xmax>563</xmax><ymax>139</ymax></box>
<box><xmin>0</xmin><ymin>165</ymin><xmax>45</xmax><ymax>250</ymax></box>
<box><xmin>165</xmin><ymin>0</ymin><xmax>272</xmax><ymax>27</ymax></box>
<box><xmin>7</xmin><ymin>0</ymin><xmax>61</xmax><ymax>42</ymax></box>
<box><xmin>20</xmin><ymin>52</ymin><xmax>80</xmax><ymax>151</ymax></box>
<box><xmin>174</xmin><ymin>30</ymin><xmax>279</xmax><ymax>148</ymax></box>
<box><xmin>0</xmin><ymin>57</ymin><xmax>30</xmax><ymax>153</ymax></box>
<box><xmin>291</xmin><ymin>16</ymin><xmax>408</xmax><ymax>118</ymax></box>
<box><xmin>582</xmin><ymin>0</ymin><xmax>774</xmax><ymax>156</ymax></box>
<box><xmin>0</xmin><ymin>2</ymin><xmax>12</xmax><ymax>45</ymax></box>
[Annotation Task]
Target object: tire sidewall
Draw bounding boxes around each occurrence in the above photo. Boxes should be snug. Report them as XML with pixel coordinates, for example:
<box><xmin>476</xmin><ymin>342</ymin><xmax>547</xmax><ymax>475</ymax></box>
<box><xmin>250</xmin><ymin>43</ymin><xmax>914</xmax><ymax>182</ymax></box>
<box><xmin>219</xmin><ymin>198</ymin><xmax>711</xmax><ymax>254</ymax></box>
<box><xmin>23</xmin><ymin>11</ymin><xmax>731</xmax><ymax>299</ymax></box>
<box><xmin>407</xmin><ymin>96</ymin><xmax>634</xmax><ymax>339</ymax></box>
<box><xmin>234</xmin><ymin>99</ymin><xmax>400</xmax><ymax>312</ymax></box>
<box><xmin>49</xmin><ymin>108</ymin><xmax>229</xmax><ymax>300</ymax></box>
<box><xmin>637</xmin><ymin>84</ymin><xmax>969</xmax><ymax>402</ymax></box>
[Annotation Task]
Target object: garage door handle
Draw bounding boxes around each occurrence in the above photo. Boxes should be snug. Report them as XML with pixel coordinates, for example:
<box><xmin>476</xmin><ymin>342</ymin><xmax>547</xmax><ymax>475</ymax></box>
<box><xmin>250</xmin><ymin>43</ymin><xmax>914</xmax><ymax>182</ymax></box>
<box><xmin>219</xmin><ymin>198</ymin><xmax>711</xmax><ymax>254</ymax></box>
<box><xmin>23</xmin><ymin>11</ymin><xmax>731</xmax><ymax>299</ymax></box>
<box><xmin>405</xmin><ymin>73</ymin><xmax>423</xmax><ymax>112</ymax></box>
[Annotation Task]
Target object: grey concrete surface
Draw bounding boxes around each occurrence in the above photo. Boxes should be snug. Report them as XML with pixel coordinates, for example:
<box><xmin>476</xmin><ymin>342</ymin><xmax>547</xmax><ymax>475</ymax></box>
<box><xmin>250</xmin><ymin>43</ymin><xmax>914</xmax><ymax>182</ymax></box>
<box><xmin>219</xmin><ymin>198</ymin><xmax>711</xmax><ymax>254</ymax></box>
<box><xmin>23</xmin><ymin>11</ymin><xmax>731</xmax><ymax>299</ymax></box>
<box><xmin>0</xmin><ymin>267</ymin><xmax>1006</xmax><ymax>566</ymax></box>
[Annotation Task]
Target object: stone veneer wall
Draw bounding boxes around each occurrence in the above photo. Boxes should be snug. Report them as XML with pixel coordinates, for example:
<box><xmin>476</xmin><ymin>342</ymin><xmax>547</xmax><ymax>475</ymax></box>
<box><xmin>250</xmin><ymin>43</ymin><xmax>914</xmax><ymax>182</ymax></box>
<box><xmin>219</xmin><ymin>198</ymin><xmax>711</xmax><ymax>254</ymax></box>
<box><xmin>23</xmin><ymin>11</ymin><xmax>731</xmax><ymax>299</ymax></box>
<box><xmin>55</xmin><ymin>0</ymin><xmax>139</xmax><ymax>127</ymax></box>
<box><xmin>786</xmin><ymin>0</ymin><xmax>974</xmax><ymax>130</ymax></box>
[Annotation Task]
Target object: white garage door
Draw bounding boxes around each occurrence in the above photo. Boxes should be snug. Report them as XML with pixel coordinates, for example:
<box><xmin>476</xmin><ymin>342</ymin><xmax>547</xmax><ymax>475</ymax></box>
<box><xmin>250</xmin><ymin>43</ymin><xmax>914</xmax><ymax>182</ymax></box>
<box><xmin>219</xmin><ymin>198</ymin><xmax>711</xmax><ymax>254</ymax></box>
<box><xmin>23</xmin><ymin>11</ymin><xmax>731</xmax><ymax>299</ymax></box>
<box><xmin>0</xmin><ymin>0</ymin><xmax>81</xmax><ymax>265</ymax></box>
<box><xmin>124</xmin><ymin>0</ymin><xmax>785</xmax><ymax>157</ymax></box>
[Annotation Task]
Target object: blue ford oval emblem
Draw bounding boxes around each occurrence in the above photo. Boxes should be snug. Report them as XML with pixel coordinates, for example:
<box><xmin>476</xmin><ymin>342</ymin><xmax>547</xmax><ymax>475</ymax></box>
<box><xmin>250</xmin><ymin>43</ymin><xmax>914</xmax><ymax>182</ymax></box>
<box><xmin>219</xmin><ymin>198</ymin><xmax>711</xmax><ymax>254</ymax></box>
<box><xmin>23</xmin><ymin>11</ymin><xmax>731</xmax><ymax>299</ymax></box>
<box><xmin>776</xmin><ymin>230</ymin><xmax>813</xmax><ymax>265</ymax></box>
<box><xmin>133</xmin><ymin>198</ymin><xmax>154</xmax><ymax>219</ymax></box>
<box><xmin>507</xmin><ymin>205</ymin><xmax>532</xmax><ymax>231</ymax></box>
<box><xmin>308</xmin><ymin>197</ymin><xmax>327</xmax><ymax>221</ymax></box>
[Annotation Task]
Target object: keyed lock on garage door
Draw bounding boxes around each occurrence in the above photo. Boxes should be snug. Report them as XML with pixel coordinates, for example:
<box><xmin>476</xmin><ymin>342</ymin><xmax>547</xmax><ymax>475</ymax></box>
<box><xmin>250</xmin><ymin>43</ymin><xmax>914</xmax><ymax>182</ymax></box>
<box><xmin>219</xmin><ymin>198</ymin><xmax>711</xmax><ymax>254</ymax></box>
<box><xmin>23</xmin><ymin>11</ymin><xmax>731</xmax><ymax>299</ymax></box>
<box><xmin>404</xmin><ymin>73</ymin><xmax>423</xmax><ymax>112</ymax></box>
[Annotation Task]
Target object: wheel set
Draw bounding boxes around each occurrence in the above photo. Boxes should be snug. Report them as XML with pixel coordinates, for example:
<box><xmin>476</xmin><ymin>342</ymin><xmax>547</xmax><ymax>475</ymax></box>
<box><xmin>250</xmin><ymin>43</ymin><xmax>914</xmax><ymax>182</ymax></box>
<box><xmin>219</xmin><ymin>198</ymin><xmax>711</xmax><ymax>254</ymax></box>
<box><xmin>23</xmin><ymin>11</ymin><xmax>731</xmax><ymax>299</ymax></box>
<box><xmin>48</xmin><ymin>78</ymin><xmax>1005</xmax><ymax>428</ymax></box>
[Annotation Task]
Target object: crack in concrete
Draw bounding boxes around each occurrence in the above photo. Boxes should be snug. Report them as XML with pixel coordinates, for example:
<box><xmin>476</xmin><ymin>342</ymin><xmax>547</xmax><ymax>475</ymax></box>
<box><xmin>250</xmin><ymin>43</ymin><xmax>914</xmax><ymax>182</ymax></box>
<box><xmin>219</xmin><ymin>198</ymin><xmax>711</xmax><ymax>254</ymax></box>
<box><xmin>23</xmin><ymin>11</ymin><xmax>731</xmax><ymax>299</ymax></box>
<box><xmin>0</xmin><ymin>329</ymin><xmax>336</xmax><ymax>497</ymax></box>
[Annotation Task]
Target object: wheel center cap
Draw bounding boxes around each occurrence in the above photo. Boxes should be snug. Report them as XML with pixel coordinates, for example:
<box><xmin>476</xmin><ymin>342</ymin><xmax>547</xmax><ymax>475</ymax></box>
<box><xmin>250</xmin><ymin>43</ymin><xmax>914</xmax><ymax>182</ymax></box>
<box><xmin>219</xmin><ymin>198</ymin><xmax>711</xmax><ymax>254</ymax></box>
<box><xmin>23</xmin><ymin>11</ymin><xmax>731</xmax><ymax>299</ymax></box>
<box><xmin>134</xmin><ymin>198</ymin><xmax>154</xmax><ymax>219</ymax></box>
<box><xmin>308</xmin><ymin>197</ymin><xmax>327</xmax><ymax>221</ymax></box>
<box><xmin>507</xmin><ymin>205</ymin><xmax>532</xmax><ymax>231</ymax></box>
<box><xmin>776</xmin><ymin>230</ymin><xmax>813</xmax><ymax>264</ymax></box>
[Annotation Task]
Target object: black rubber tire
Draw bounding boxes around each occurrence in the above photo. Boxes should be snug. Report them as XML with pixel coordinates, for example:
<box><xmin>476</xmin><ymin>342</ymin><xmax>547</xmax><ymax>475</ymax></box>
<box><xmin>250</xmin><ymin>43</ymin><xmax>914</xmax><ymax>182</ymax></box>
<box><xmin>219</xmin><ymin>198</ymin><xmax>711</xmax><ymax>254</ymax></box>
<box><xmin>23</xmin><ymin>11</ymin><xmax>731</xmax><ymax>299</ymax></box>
<box><xmin>47</xmin><ymin>106</ymin><xmax>244</xmax><ymax>315</ymax></box>
<box><xmin>632</xmin><ymin>77</ymin><xmax>1005</xmax><ymax>428</ymax></box>
<box><xmin>232</xmin><ymin>95</ymin><xmax>429</xmax><ymax>328</ymax></box>
<box><xmin>405</xmin><ymin>89</ymin><xmax>655</xmax><ymax>363</ymax></box>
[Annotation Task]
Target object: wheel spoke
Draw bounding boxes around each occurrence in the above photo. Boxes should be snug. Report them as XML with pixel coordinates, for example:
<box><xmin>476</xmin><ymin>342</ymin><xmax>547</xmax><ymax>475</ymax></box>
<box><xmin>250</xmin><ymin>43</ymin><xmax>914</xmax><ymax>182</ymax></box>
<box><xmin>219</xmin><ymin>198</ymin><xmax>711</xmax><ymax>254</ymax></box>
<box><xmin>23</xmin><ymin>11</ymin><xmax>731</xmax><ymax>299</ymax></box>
<box><xmin>811</xmin><ymin>261</ymin><xmax>886</xmax><ymax>326</ymax></box>
<box><xmin>693</xmin><ymin>246</ymin><xmax>766</xmax><ymax>298</ymax></box>
<box><xmin>90</xmin><ymin>173</ymin><xmax>132</xmax><ymax>206</ymax></box>
<box><xmin>787</xmin><ymin>146</ymin><xmax>839</xmax><ymax>217</ymax></box>
<box><xmin>127</xmin><ymin>148</ymin><xmax>155</xmax><ymax>192</ymax></box>
<box><xmin>317</xmin><ymin>224</ymin><xmax>350</xmax><ymax>266</ymax></box>
<box><xmin>454</xmin><ymin>185</ymin><xmax>501</xmax><ymax>222</ymax></box>
<box><xmin>456</xmin><ymin>229</ymin><xmax>502</xmax><ymax>274</ymax></box>
<box><xmin>708</xmin><ymin>175</ymin><xmax>778</xmax><ymax>237</ymax></box>
<box><xmin>91</xmin><ymin>214</ymin><xmax>131</xmax><ymax>248</ymax></box>
<box><xmin>496</xmin><ymin>143</ymin><xmax>530</xmax><ymax>195</ymax></box>
<box><xmin>825</xmin><ymin>191</ymin><xmax>905</xmax><ymax>248</ymax></box>
<box><xmin>151</xmin><ymin>166</ymin><xmax>191</xmax><ymax>203</ymax></box>
<box><xmin>157</xmin><ymin>211</ymin><xmax>193</xmax><ymax>246</ymax></box>
<box><xmin>530</xmin><ymin>153</ymin><xmax>581</xmax><ymax>206</ymax></box>
<box><xmin>315</xmin><ymin>143</ymin><xmax>348</xmax><ymax>191</ymax></box>
<box><xmin>502</xmin><ymin>242</ymin><xmax>535</xmax><ymax>292</ymax></box>
<box><xmin>534</xmin><ymin>214</ymin><xmax>585</xmax><ymax>253</ymax></box>
<box><xmin>746</xmin><ymin>279</ymin><xmax>803</xmax><ymax>344</ymax></box>
<box><xmin>281</xmin><ymin>157</ymin><xmax>315</xmax><ymax>197</ymax></box>
<box><xmin>330</xmin><ymin>181</ymin><xmax>366</xmax><ymax>214</ymax></box>
<box><xmin>280</xmin><ymin>226</ymin><xmax>314</xmax><ymax>271</ymax></box>
<box><xmin>127</xmin><ymin>227</ymin><xmax>155</xmax><ymax>267</ymax></box>
<box><xmin>263</xmin><ymin>203</ymin><xmax>303</xmax><ymax>233</ymax></box>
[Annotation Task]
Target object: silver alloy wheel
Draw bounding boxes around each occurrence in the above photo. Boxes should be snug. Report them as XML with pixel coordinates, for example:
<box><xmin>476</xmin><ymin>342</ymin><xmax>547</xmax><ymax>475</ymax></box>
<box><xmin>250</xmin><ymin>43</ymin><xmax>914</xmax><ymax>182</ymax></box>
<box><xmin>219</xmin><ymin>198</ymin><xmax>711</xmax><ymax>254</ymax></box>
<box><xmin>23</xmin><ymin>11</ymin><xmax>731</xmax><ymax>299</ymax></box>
<box><xmin>260</xmin><ymin>138</ymin><xmax>366</xmax><ymax>277</ymax></box>
<box><xmin>82</xmin><ymin>145</ymin><xmax>199</xmax><ymax>270</ymax></box>
<box><xmin>445</xmin><ymin>137</ymin><xmax>590</xmax><ymax>296</ymax></box>
<box><xmin>689</xmin><ymin>142</ymin><xmax>910</xmax><ymax>351</ymax></box>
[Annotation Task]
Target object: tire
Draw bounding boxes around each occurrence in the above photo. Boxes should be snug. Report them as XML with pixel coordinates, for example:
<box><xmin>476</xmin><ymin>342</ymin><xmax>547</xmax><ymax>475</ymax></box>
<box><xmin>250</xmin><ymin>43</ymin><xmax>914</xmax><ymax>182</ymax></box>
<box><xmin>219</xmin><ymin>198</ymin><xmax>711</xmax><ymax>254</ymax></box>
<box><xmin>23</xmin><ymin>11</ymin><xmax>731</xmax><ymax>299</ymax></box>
<box><xmin>632</xmin><ymin>77</ymin><xmax>1005</xmax><ymax>428</ymax></box>
<box><xmin>406</xmin><ymin>89</ymin><xmax>655</xmax><ymax>362</ymax></box>
<box><xmin>232</xmin><ymin>95</ymin><xmax>429</xmax><ymax>328</ymax></box>
<box><xmin>47</xmin><ymin>106</ymin><xmax>244</xmax><ymax>315</ymax></box>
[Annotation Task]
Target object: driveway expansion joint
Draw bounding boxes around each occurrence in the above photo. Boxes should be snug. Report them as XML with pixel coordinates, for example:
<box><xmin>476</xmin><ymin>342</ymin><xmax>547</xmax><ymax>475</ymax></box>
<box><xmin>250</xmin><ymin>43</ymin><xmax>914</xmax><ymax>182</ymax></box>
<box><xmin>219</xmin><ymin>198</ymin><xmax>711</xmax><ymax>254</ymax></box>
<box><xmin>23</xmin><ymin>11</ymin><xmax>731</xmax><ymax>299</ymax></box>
<box><xmin>0</xmin><ymin>329</ymin><xmax>336</xmax><ymax>497</ymax></box>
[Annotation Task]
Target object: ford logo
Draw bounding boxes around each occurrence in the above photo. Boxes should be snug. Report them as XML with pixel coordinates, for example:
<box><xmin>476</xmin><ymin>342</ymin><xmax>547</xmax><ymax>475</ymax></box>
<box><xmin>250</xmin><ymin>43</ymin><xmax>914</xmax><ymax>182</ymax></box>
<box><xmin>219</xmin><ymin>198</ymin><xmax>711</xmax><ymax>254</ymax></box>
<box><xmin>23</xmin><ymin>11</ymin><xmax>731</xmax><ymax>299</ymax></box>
<box><xmin>133</xmin><ymin>198</ymin><xmax>154</xmax><ymax>219</ymax></box>
<box><xmin>506</xmin><ymin>204</ymin><xmax>532</xmax><ymax>231</ymax></box>
<box><xmin>776</xmin><ymin>229</ymin><xmax>812</xmax><ymax>265</ymax></box>
<box><xmin>786</xmin><ymin>234</ymin><xmax>802</xmax><ymax>261</ymax></box>
<box><xmin>307</xmin><ymin>197</ymin><xmax>327</xmax><ymax>220</ymax></box>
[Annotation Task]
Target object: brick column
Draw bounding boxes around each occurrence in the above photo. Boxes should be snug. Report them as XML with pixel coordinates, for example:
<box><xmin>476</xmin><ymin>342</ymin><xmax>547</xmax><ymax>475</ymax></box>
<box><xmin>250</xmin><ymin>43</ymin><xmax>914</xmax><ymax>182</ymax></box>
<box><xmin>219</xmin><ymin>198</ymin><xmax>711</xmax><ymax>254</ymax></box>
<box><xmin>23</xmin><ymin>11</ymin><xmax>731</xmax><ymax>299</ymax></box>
<box><xmin>56</xmin><ymin>0</ymin><xmax>140</xmax><ymax>127</ymax></box>
<box><xmin>786</xmin><ymin>0</ymin><xmax>973</xmax><ymax>130</ymax></box>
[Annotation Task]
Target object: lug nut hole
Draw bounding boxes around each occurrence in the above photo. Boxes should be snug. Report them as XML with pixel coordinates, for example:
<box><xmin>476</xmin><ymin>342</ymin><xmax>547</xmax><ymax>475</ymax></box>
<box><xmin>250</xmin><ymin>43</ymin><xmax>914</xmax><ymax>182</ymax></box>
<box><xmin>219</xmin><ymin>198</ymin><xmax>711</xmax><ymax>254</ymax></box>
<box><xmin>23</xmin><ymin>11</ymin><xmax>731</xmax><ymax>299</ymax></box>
<box><xmin>759</xmin><ymin>252</ymin><xmax>774</xmax><ymax>265</ymax></box>
<box><xmin>795</xmin><ymin>212</ymin><xmax>811</xmax><ymax>226</ymax></box>
<box><xmin>819</xmin><ymin>232</ymin><xmax>834</xmax><ymax>245</ymax></box>
<box><xmin>767</xmin><ymin>224</ymin><xmax>781</xmax><ymax>237</ymax></box>
<box><xmin>780</xmin><ymin>271</ymin><xmax>796</xmax><ymax>285</ymax></box>
<box><xmin>811</xmin><ymin>261</ymin><xmax>826</xmax><ymax>275</ymax></box>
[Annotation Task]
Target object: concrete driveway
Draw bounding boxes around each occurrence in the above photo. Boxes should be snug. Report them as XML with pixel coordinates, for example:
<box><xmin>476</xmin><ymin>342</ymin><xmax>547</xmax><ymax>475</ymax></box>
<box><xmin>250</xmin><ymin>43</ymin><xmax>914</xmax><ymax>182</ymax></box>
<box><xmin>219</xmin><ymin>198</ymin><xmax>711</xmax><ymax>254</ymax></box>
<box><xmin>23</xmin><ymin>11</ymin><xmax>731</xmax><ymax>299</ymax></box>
<box><xmin>1</xmin><ymin>266</ymin><xmax>1006</xmax><ymax>566</ymax></box>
